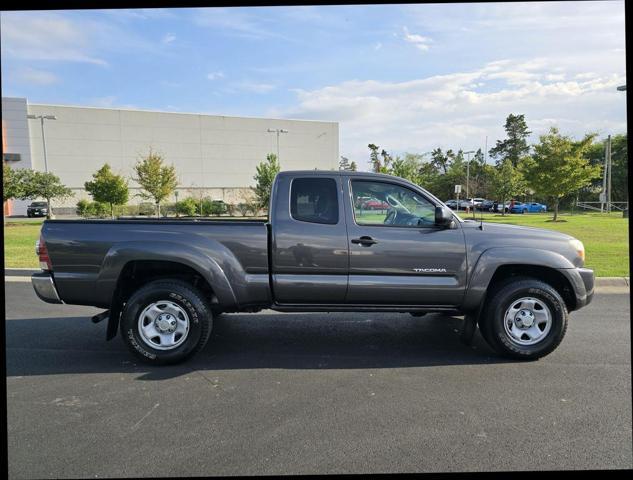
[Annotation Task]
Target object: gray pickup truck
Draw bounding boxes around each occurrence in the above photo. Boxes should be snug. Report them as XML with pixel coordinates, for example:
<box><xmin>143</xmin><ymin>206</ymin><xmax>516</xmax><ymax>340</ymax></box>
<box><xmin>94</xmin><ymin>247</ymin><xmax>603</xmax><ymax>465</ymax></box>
<box><xmin>32</xmin><ymin>170</ymin><xmax>594</xmax><ymax>364</ymax></box>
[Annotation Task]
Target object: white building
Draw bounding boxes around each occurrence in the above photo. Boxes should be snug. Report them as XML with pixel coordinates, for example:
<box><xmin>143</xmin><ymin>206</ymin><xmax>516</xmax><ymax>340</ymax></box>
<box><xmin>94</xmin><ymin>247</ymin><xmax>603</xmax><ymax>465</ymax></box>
<box><xmin>2</xmin><ymin>97</ymin><xmax>339</xmax><ymax>216</ymax></box>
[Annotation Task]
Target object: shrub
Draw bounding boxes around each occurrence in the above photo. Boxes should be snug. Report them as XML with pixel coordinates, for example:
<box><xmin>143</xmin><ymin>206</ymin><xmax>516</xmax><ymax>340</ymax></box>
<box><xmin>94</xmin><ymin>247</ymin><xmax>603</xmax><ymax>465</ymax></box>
<box><xmin>175</xmin><ymin>197</ymin><xmax>198</xmax><ymax>216</ymax></box>
<box><xmin>76</xmin><ymin>199</ymin><xmax>109</xmax><ymax>218</ymax></box>
<box><xmin>236</xmin><ymin>202</ymin><xmax>256</xmax><ymax>216</ymax></box>
<box><xmin>200</xmin><ymin>198</ymin><xmax>228</xmax><ymax>216</ymax></box>
<box><xmin>138</xmin><ymin>202</ymin><xmax>156</xmax><ymax>216</ymax></box>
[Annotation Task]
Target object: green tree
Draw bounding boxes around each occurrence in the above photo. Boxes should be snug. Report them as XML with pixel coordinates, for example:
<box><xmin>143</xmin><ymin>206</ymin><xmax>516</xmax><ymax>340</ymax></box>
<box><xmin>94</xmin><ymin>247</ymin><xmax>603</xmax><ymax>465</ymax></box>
<box><xmin>3</xmin><ymin>164</ymin><xmax>27</xmax><ymax>202</ymax></box>
<box><xmin>84</xmin><ymin>163</ymin><xmax>129</xmax><ymax>218</ymax></box>
<box><xmin>524</xmin><ymin>127</ymin><xmax>601</xmax><ymax>221</ymax></box>
<box><xmin>339</xmin><ymin>156</ymin><xmax>352</xmax><ymax>171</ymax></box>
<box><xmin>390</xmin><ymin>154</ymin><xmax>421</xmax><ymax>184</ymax></box>
<box><xmin>349</xmin><ymin>161</ymin><xmax>357</xmax><ymax>172</ymax></box>
<box><xmin>368</xmin><ymin>144</ymin><xmax>392</xmax><ymax>173</ymax></box>
<box><xmin>489</xmin><ymin>114</ymin><xmax>532</xmax><ymax>167</ymax></box>
<box><xmin>253</xmin><ymin>153</ymin><xmax>280</xmax><ymax>212</ymax></box>
<box><xmin>18</xmin><ymin>170</ymin><xmax>74</xmax><ymax>219</ymax></box>
<box><xmin>585</xmin><ymin>134</ymin><xmax>628</xmax><ymax>202</ymax></box>
<box><xmin>133</xmin><ymin>149</ymin><xmax>178</xmax><ymax>218</ymax></box>
<box><xmin>490</xmin><ymin>159</ymin><xmax>527</xmax><ymax>216</ymax></box>
<box><xmin>430</xmin><ymin>148</ymin><xmax>450</xmax><ymax>174</ymax></box>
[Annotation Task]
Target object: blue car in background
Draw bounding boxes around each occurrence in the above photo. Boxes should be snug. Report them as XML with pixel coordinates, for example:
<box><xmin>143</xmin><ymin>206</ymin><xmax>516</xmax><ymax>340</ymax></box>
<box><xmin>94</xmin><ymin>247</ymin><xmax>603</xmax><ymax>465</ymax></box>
<box><xmin>510</xmin><ymin>202</ymin><xmax>547</xmax><ymax>213</ymax></box>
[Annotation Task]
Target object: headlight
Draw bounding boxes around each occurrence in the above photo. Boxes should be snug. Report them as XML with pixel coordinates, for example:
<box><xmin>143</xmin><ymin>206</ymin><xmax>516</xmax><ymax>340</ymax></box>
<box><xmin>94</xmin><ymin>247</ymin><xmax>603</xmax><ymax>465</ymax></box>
<box><xmin>569</xmin><ymin>239</ymin><xmax>585</xmax><ymax>262</ymax></box>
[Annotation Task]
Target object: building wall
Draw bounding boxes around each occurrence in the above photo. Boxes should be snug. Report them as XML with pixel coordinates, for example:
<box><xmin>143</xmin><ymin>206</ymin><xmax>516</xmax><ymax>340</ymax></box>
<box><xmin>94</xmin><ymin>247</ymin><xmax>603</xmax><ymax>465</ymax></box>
<box><xmin>19</xmin><ymin>101</ymin><xmax>338</xmax><ymax>214</ymax></box>
<box><xmin>2</xmin><ymin>97</ymin><xmax>33</xmax><ymax>215</ymax></box>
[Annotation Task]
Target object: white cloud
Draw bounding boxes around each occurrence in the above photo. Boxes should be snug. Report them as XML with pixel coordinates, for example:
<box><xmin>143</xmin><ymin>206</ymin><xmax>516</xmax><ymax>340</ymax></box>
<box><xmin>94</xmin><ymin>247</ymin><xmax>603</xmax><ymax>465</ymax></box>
<box><xmin>15</xmin><ymin>67</ymin><xmax>59</xmax><ymax>85</ymax></box>
<box><xmin>0</xmin><ymin>12</ymin><xmax>107</xmax><ymax>65</ymax></box>
<box><xmin>0</xmin><ymin>11</ymin><xmax>161</xmax><ymax>66</ymax></box>
<box><xmin>276</xmin><ymin>55</ymin><xmax>626</xmax><ymax>170</ymax></box>
<box><xmin>162</xmin><ymin>33</ymin><xmax>176</xmax><ymax>44</ymax></box>
<box><xmin>207</xmin><ymin>71</ymin><xmax>225</xmax><ymax>80</ymax></box>
<box><xmin>374</xmin><ymin>42</ymin><xmax>382</xmax><ymax>51</ymax></box>
<box><xmin>402</xmin><ymin>26</ymin><xmax>432</xmax><ymax>52</ymax></box>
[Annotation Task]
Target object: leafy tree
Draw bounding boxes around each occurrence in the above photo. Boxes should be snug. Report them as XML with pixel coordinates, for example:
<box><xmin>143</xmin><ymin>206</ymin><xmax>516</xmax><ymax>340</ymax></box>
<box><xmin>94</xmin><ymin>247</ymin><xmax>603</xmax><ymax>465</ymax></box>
<box><xmin>133</xmin><ymin>149</ymin><xmax>178</xmax><ymax>218</ymax></box>
<box><xmin>489</xmin><ymin>114</ymin><xmax>532</xmax><ymax>167</ymax></box>
<box><xmin>349</xmin><ymin>161</ymin><xmax>357</xmax><ymax>172</ymax></box>
<box><xmin>490</xmin><ymin>159</ymin><xmax>527</xmax><ymax>216</ymax></box>
<box><xmin>3</xmin><ymin>164</ymin><xmax>27</xmax><ymax>202</ymax></box>
<box><xmin>368</xmin><ymin>144</ymin><xmax>392</xmax><ymax>173</ymax></box>
<box><xmin>253</xmin><ymin>153</ymin><xmax>280</xmax><ymax>212</ymax></box>
<box><xmin>339</xmin><ymin>156</ymin><xmax>351</xmax><ymax>171</ymax></box>
<box><xmin>523</xmin><ymin>127</ymin><xmax>601</xmax><ymax>221</ymax></box>
<box><xmin>390</xmin><ymin>155</ymin><xmax>420</xmax><ymax>184</ymax></box>
<box><xmin>18</xmin><ymin>170</ymin><xmax>74</xmax><ymax>219</ymax></box>
<box><xmin>84</xmin><ymin>163</ymin><xmax>129</xmax><ymax>218</ymax></box>
<box><xmin>430</xmin><ymin>148</ymin><xmax>450</xmax><ymax>174</ymax></box>
<box><xmin>585</xmin><ymin>134</ymin><xmax>628</xmax><ymax>202</ymax></box>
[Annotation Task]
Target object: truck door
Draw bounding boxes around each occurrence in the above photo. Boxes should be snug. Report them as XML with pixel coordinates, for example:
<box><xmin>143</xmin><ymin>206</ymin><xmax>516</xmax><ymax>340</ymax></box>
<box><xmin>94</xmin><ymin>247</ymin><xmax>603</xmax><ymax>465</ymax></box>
<box><xmin>343</xmin><ymin>177</ymin><xmax>467</xmax><ymax>306</ymax></box>
<box><xmin>271</xmin><ymin>174</ymin><xmax>349</xmax><ymax>304</ymax></box>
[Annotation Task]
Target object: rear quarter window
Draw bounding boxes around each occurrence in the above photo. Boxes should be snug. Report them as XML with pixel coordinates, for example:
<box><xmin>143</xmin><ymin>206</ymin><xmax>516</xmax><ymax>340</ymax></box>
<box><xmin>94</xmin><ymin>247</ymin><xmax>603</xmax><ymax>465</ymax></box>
<box><xmin>290</xmin><ymin>178</ymin><xmax>339</xmax><ymax>225</ymax></box>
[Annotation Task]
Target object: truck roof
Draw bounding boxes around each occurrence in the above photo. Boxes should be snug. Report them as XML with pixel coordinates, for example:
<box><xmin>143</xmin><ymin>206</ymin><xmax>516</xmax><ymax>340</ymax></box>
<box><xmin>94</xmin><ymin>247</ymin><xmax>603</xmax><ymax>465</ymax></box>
<box><xmin>276</xmin><ymin>170</ymin><xmax>400</xmax><ymax>181</ymax></box>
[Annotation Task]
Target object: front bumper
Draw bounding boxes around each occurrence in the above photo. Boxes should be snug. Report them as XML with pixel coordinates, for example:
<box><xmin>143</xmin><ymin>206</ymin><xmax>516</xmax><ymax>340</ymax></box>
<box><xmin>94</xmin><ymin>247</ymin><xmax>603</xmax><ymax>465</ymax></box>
<box><xmin>31</xmin><ymin>272</ymin><xmax>63</xmax><ymax>304</ymax></box>
<box><xmin>559</xmin><ymin>267</ymin><xmax>594</xmax><ymax>310</ymax></box>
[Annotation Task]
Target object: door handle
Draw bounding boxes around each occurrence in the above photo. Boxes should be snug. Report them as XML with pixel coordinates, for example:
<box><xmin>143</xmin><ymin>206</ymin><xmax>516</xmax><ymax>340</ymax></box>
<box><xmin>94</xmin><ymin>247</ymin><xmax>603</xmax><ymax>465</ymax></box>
<box><xmin>351</xmin><ymin>236</ymin><xmax>377</xmax><ymax>246</ymax></box>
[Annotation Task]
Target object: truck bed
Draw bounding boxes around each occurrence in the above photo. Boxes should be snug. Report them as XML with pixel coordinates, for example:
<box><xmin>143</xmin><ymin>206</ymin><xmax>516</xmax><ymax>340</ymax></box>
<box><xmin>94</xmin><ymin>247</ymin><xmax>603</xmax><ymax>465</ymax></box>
<box><xmin>42</xmin><ymin>219</ymin><xmax>271</xmax><ymax>309</ymax></box>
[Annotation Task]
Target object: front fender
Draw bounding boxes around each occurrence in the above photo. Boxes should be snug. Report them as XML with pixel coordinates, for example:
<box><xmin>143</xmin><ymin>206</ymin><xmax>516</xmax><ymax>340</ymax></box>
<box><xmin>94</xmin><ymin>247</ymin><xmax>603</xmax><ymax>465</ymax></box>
<box><xmin>462</xmin><ymin>247</ymin><xmax>575</xmax><ymax>311</ymax></box>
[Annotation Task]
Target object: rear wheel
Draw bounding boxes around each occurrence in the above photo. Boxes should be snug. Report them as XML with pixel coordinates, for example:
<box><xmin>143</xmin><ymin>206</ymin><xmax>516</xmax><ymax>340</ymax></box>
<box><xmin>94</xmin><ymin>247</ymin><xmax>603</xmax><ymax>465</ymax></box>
<box><xmin>479</xmin><ymin>278</ymin><xmax>568</xmax><ymax>360</ymax></box>
<box><xmin>120</xmin><ymin>279</ymin><xmax>213</xmax><ymax>365</ymax></box>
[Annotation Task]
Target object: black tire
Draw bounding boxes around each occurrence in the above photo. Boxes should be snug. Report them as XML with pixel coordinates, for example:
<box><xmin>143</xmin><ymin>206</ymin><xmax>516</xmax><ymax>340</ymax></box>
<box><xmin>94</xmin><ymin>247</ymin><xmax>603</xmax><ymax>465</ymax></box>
<box><xmin>479</xmin><ymin>277</ymin><xmax>568</xmax><ymax>360</ymax></box>
<box><xmin>120</xmin><ymin>279</ymin><xmax>213</xmax><ymax>365</ymax></box>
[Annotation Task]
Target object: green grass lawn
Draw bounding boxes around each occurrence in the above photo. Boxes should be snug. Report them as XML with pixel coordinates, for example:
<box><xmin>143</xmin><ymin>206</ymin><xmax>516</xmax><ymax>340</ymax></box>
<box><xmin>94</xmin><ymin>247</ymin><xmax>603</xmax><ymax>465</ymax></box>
<box><xmin>3</xmin><ymin>212</ymin><xmax>628</xmax><ymax>276</ymax></box>
<box><xmin>468</xmin><ymin>211</ymin><xmax>629</xmax><ymax>277</ymax></box>
<box><xmin>3</xmin><ymin>220</ymin><xmax>44</xmax><ymax>268</ymax></box>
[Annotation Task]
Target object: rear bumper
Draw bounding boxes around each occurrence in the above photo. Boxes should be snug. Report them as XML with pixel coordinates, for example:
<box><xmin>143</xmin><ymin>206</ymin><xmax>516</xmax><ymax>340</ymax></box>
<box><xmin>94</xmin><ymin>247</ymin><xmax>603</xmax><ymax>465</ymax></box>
<box><xmin>31</xmin><ymin>272</ymin><xmax>63</xmax><ymax>304</ymax></box>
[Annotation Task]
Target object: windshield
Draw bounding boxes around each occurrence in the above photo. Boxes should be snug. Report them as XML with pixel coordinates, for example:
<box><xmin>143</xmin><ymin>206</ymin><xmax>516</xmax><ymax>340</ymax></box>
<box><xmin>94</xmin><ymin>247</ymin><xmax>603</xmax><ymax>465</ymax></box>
<box><xmin>31</xmin><ymin>202</ymin><xmax>47</xmax><ymax>207</ymax></box>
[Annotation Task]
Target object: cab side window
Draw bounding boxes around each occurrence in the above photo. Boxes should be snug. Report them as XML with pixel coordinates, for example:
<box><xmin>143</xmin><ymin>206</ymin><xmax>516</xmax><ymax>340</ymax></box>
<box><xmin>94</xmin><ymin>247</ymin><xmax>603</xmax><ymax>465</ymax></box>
<box><xmin>290</xmin><ymin>178</ymin><xmax>339</xmax><ymax>225</ymax></box>
<box><xmin>351</xmin><ymin>180</ymin><xmax>436</xmax><ymax>227</ymax></box>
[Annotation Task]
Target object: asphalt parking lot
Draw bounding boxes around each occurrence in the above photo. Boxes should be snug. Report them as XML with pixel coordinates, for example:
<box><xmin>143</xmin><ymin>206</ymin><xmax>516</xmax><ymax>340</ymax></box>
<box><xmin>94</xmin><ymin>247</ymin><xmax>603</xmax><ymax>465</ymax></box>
<box><xmin>5</xmin><ymin>280</ymin><xmax>632</xmax><ymax>477</ymax></box>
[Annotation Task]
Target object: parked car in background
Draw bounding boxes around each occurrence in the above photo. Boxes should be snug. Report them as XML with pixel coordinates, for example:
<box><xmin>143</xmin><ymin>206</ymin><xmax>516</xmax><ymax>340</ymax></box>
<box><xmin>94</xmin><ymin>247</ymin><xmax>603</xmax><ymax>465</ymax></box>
<box><xmin>510</xmin><ymin>202</ymin><xmax>548</xmax><ymax>214</ymax></box>
<box><xmin>494</xmin><ymin>202</ymin><xmax>512</xmax><ymax>213</ymax></box>
<box><xmin>445</xmin><ymin>199</ymin><xmax>458</xmax><ymax>209</ymax></box>
<box><xmin>362</xmin><ymin>198</ymin><xmax>390</xmax><ymax>210</ymax></box>
<box><xmin>478</xmin><ymin>200</ymin><xmax>494</xmax><ymax>211</ymax></box>
<box><xmin>27</xmin><ymin>201</ymin><xmax>49</xmax><ymax>217</ymax></box>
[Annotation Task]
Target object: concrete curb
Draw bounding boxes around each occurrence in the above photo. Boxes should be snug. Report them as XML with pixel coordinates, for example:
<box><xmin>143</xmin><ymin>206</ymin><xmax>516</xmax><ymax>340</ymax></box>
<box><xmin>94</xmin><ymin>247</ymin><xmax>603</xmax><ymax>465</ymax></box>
<box><xmin>595</xmin><ymin>277</ymin><xmax>630</xmax><ymax>287</ymax></box>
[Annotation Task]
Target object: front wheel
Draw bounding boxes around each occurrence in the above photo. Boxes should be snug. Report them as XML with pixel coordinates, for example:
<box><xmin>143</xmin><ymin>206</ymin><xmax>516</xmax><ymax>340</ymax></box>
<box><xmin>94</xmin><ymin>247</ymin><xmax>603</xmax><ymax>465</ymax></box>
<box><xmin>479</xmin><ymin>278</ymin><xmax>568</xmax><ymax>360</ymax></box>
<box><xmin>120</xmin><ymin>279</ymin><xmax>213</xmax><ymax>365</ymax></box>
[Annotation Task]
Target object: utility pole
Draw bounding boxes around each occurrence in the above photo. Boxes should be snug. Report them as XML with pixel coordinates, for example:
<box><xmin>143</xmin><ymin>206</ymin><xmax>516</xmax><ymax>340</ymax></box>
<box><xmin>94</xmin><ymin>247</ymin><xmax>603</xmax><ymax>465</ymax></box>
<box><xmin>27</xmin><ymin>114</ymin><xmax>57</xmax><ymax>173</ymax></box>
<box><xmin>601</xmin><ymin>138</ymin><xmax>608</xmax><ymax>213</ymax></box>
<box><xmin>464</xmin><ymin>150</ymin><xmax>475</xmax><ymax>217</ymax></box>
<box><xmin>607</xmin><ymin>134</ymin><xmax>612</xmax><ymax>213</ymax></box>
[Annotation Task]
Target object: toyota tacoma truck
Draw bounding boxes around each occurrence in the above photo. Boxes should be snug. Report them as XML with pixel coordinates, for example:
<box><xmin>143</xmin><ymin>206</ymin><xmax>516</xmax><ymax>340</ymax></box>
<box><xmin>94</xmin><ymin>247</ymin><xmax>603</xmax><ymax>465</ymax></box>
<box><xmin>31</xmin><ymin>170</ymin><xmax>594</xmax><ymax>364</ymax></box>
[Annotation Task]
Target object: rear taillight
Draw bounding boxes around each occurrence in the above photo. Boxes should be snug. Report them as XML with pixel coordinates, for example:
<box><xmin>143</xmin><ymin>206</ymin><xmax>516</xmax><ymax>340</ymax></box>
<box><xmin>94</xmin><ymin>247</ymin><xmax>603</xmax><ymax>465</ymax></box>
<box><xmin>36</xmin><ymin>234</ymin><xmax>52</xmax><ymax>271</ymax></box>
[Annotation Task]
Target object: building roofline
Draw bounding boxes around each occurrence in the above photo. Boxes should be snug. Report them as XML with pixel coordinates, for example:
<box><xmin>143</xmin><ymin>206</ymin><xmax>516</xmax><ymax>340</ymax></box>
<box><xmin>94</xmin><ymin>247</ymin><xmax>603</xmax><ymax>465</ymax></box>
<box><xmin>23</xmin><ymin>99</ymin><xmax>338</xmax><ymax>125</ymax></box>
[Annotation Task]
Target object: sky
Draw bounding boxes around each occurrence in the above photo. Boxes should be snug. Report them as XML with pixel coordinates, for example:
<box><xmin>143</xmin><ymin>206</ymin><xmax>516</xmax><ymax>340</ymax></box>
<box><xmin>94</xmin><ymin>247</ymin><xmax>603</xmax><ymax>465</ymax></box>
<box><xmin>0</xmin><ymin>1</ymin><xmax>627</xmax><ymax>170</ymax></box>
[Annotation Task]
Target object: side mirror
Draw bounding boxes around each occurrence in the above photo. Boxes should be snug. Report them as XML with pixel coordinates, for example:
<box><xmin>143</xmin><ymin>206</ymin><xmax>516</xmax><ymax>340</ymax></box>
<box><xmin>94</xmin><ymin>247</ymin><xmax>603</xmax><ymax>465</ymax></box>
<box><xmin>435</xmin><ymin>205</ymin><xmax>454</xmax><ymax>227</ymax></box>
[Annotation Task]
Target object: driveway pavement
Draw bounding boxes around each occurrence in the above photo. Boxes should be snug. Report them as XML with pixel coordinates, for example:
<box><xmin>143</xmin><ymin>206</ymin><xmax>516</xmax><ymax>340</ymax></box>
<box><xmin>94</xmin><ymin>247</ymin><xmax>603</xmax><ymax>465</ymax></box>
<box><xmin>5</xmin><ymin>280</ymin><xmax>631</xmax><ymax>477</ymax></box>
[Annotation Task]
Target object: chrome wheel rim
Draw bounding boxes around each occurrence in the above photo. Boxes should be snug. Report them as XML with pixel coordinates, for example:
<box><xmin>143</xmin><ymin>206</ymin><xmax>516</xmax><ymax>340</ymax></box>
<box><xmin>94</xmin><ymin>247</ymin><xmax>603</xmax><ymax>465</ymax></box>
<box><xmin>503</xmin><ymin>297</ymin><xmax>552</xmax><ymax>346</ymax></box>
<box><xmin>138</xmin><ymin>300</ymin><xmax>190</xmax><ymax>351</ymax></box>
